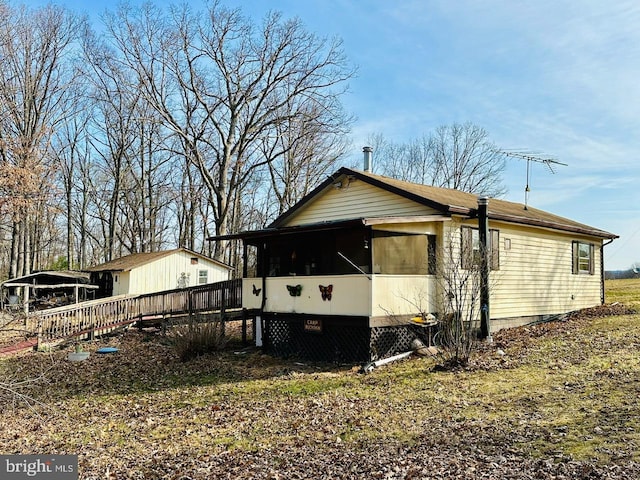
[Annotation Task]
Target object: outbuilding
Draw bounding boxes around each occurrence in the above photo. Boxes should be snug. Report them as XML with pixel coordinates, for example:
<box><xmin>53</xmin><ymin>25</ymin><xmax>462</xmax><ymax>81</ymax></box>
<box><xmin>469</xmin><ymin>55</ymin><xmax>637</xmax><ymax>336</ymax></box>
<box><xmin>85</xmin><ymin>248</ymin><xmax>233</xmax><ymax>298</ymax></box>
<box><xmin>1</xmin><ymin>270</ymin><xmax>98</xmax><ymax>313</ymax></box>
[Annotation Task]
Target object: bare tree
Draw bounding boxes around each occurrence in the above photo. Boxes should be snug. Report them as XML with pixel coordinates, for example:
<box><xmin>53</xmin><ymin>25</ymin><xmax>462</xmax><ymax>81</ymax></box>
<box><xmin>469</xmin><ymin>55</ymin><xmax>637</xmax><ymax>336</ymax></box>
<box><xmin>52</xmin><ymin>106</ymin><xmax>91</xmax><ymax>269</ymax></box>
<box><xmin>0</xmin><ymin>3</ymin><xmax>83</xmax><ymax>277</ymax></box>
<box><xmin>433</xmin><ymin>220</ymin><xmax>501</xmax><ymax>366</ymax></box>
<box><xmin>429</xmin><ymin>123</ymin><xmax>506</xmax><ymax>196</ymax></box>
<box><xmin>263</xmin><ymin>99</ymin><xmax>352</xmax><ymax>216</ymax></box>
<box><xmin>169</xmin><ymin>158</ymin><xmax>204</xmax><ymax>252</ymax></box>
<box><xmin>104</xmin><ymin>2</ymin><xmax>354</xmax><ymax>261</ymax></box>
<box><xmin>81</xmin><ymin>30</ymin><xmax>144</xmax><ymax>261</ymax></box>
<box><xmin>434</xmin><ymin>225</ymin><xmax>482</xmax><ymax>365</ymax></box>
<box><xmin>376</xmin><ymin>122</ymin><xmax>506</xmax><ymax>197</ymax></box>
<box><xmin>72</xmin><ymin>145</ymin><xmax>101</xmax><ymax>269</ymax></box>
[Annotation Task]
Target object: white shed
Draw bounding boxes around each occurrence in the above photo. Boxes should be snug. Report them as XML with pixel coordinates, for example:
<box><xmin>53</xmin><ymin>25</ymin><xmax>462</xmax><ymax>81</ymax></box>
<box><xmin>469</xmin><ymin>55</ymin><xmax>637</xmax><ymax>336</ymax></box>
<box><xmin>85</xmin><ymin>248</ymin><xmax>233</xmax><ymax>297</ymax></box>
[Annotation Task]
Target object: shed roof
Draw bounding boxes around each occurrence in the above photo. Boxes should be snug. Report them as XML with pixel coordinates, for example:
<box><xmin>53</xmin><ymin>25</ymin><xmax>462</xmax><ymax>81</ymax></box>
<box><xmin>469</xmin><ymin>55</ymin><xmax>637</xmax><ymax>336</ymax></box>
<box><xmin>269</xmin><ymin>168</ymin><xmax>617</xmax><ymax>240</ymax></box>
<box><xmin>1</xmin><ymin>270</ymin><xmax>93</xmax><ymax>289</ymax></box>
<box><xmin>84</xmin><ymin>248</ymin><xmax>232</xmax><ymax>273</ymax></box>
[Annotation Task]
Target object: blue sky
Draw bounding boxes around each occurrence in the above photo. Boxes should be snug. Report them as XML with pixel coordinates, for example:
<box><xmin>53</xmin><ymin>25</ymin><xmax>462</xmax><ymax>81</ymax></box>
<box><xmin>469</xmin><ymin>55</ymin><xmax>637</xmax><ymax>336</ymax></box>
<box><xmin>26</xmin><ymin>0</ymin><xmax>640</xmax><ymax>270</ymax></box>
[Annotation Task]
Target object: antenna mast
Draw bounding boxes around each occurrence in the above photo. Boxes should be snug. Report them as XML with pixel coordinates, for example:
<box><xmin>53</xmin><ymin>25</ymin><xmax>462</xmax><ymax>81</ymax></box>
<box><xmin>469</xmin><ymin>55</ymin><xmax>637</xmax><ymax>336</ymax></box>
<box><xmin>497</xmin><ymin>150</ymin><xmax>567</xmax><ymax>210</ymax></box>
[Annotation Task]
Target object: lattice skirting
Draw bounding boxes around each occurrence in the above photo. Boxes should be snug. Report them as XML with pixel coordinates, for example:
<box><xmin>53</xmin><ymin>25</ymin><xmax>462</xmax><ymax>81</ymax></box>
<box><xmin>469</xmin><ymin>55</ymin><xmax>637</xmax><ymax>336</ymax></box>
<box><xmin>263</xmin><ymin>314</ymin><xmax>420</xmax><ymax>363</ymax></box>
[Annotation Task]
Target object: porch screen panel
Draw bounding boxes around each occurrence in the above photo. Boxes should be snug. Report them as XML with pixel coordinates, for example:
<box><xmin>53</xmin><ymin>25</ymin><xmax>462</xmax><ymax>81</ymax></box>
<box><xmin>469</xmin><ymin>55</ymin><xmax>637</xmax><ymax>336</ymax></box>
<box><xmin>373</xmin><ymin>234</ymin><xmax>429</xmax><ymax>274</ymax></box>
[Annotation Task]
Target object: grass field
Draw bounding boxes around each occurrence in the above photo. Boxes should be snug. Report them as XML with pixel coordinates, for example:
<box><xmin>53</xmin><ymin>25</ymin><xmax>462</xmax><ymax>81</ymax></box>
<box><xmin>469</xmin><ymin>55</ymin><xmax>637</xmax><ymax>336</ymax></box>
<box><xmin>606</xmin><ymin>277</ymin><xmax>640</xmax><ymax>309</ymax></box>
<box><xmin>1</xmin><ymin>279</ymin><xmax>639</xmax><ymax>478</ymax></box>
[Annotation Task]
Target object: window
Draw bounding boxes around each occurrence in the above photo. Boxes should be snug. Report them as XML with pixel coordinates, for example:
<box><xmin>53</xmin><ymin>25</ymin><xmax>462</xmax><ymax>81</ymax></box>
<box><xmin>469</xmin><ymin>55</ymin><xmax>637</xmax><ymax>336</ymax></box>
<box><xmin>461</xmin><ymin>226</ymin><xmax>499</xmax><ymax>270</ymax></box>
<box><xmin>372</xmin><ymin>232</ymin><xmax>436</xmax><ymax>275</ymax></box>
<box><xmin>572</xmin><ymin>241</ymin><xmax>595</xmax><ymax>275</ymax></box>
<box><xmin>198</xmin><ymin>270</ymin><xmax>208</xmax><ymax>285</ymax></box>
<box><xmin>257</xmin><ymin>227</ymin><xmax>371</xmax><ymax>277</ymax></box>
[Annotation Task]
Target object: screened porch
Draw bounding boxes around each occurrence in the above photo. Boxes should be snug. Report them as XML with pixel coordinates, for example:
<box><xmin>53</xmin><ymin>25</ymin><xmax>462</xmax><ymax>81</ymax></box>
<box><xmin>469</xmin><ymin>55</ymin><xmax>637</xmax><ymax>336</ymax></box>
<box><xmin>241</xmin><ymin>221</ymin><xmax>439</xmax><ymax>319</ymax></box>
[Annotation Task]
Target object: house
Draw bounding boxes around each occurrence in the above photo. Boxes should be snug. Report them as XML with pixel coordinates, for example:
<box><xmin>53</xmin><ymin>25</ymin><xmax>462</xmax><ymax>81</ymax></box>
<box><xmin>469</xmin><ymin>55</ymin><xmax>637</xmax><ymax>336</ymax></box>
<box><xmin>85</xmin><ymin>248</ymin><xmax>233</xmax><ymax>298</ymax></box>
<box><xmin>216</xmin><ymin>165</ymin><xmax>617</xmax><ymax>362</ymax></box>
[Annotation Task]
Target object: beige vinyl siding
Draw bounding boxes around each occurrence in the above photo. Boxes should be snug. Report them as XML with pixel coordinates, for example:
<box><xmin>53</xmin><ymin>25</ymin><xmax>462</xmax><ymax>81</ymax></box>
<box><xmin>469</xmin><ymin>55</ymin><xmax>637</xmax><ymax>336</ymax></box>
<box><xmin>284</xmin><ymin>179</ymin><xmax>438</xmax><ymax>226</ymax></box>
<box><xmin>112</xmin><ymin>272</ymin><xmax>130</xmax><ymax>296</ymax></box>
<box><xmin>489</xmin><ymin>222</ymin><xmax>602</xmax><ymax>319</ymax></box>
<box><xmin>126</xmin><ymin>251</ymin><xmax>230</xmax><ymax>295</ymax></box>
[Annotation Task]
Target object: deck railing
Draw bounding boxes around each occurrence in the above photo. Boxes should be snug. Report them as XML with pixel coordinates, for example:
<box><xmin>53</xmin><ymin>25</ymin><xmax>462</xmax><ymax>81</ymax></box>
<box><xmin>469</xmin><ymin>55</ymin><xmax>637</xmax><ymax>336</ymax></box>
<box><xmin>26</xmin><ymin>279</ymin><xmax>243</xmax><ymax>343</ymax></box>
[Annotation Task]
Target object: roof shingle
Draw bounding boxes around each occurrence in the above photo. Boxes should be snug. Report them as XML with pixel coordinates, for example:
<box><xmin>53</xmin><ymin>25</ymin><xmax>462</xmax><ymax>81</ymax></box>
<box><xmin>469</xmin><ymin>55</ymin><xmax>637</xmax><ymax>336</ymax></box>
<box><xmin>271</xmin><ymin>168</ymin><xmax>617</xmax><ymax>239</ymax></box>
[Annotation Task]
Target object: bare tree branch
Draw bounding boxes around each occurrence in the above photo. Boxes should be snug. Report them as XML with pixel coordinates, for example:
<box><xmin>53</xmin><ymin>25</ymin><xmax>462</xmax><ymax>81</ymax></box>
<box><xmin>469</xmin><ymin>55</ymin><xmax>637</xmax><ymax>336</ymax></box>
<box><xmin>375</xmin><ymin>122</ymin><xmax>507</xmax><ymax>197</ymax></box>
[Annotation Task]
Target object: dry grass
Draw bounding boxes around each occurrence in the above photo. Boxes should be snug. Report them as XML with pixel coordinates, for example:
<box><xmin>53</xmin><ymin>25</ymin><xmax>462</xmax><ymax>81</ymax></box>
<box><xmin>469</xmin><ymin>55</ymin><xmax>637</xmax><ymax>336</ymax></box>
<box><xmin>606</xmin><ymin>277</ymin><xmax>640</xmax><ymax>309</ymax></box>
<box><xmin>0</xmin><ymin>284</ymin><xmax>639</xmax><ymax>478</ymax></box>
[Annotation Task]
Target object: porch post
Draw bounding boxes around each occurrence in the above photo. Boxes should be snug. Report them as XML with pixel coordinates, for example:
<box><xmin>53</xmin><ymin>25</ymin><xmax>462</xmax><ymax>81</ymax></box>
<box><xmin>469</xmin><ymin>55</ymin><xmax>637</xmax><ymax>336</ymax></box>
<box><xmin>24</xmin><ymin>285</ymin><xmax>30</xmax><ymax>316</ymax></box>
<box><xmin>242</xmin><ymin>242</ymin><xmax>248</xmax><ymax>278</ymax></box>
<box><xmin>478</xmin><ymin>197</ymin><xmax>491</xmax><ymax>340</ymax></box>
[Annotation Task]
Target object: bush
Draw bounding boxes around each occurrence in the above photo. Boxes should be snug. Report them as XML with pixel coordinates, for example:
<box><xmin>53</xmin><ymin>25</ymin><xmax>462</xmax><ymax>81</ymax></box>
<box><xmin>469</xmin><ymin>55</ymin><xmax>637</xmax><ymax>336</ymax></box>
<box><xmin>435</xmin><ymin>311</ymin><xmax>478</xmax><ymax>368</ymax></box>
<box><xmin>169</xmin><ymin>315</ymin><xmax>226</xmax><ymax>361</ymax></box>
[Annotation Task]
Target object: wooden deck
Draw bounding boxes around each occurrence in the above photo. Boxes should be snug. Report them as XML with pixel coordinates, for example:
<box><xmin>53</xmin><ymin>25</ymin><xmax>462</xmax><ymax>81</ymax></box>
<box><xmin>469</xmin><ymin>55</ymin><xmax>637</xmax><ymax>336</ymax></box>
<box><xmin>25</xmin><ymin>279</ymin><xmax>243</xmax><ymax>347</ymax></box>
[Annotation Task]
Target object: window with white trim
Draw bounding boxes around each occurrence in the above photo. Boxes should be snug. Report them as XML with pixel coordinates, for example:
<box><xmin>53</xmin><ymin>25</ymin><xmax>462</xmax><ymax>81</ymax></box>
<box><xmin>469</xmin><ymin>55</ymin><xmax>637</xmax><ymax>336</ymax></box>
<box><xmin>198</xmin><ymin>270</ymin><xmax>208</xmax><ymax>285</ymax></box>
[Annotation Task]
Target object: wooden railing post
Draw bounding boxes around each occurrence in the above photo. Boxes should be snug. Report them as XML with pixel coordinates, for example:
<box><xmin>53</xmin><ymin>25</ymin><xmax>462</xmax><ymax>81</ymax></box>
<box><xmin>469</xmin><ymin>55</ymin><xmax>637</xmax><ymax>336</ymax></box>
<box><xmin>220</xmin><ymin>283</ymin><xmax>227</xmax><ymax>337</ymax></box>
<box><xmin>242</xmin><ymin>308</ymin><xmax>247</xmax><ymax>345</ymax></box>
<box><xmin>89</xmin><ymin>306</ymin><xmax>95</xmax><ymax>341</ymax></box>
<box><xmin>36</xmin><ymin>318</ymin><xmax>43</xmax><ymax>351</ymax></box>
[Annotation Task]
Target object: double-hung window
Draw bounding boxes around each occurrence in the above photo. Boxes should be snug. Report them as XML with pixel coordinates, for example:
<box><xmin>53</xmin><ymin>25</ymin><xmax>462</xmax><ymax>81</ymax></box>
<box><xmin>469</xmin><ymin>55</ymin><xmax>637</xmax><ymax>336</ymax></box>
<box><xmin>572</xmin><ymin>241</ymin><xmax>594</xmax><ymax>275</ymax></box>
<box><xmin>461</xmin><ymin>226</ymin><xmax>499</xmax><ymax>270</ymax></box>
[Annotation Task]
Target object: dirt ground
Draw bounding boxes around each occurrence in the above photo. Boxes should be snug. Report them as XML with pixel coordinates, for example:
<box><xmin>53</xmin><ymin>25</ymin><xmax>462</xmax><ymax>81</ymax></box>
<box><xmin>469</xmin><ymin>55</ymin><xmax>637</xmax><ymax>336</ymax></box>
<box><xmin>1</xmin><ymin>303</ymin><xmax>639</xmax><ymax>479</ymax></box>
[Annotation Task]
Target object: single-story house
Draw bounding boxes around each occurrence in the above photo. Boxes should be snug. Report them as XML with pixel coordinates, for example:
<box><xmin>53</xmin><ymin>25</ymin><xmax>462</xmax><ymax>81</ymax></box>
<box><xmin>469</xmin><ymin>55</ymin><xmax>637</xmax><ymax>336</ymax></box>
<box><xmin>85</xmin><ymin>248</ymin><xmax>233</xmax><ymax>298</ymax></box>
<box><xmin>214</xmin><ymin>164</ymin><xmax>617</xmax><ymax>362</ymax></box>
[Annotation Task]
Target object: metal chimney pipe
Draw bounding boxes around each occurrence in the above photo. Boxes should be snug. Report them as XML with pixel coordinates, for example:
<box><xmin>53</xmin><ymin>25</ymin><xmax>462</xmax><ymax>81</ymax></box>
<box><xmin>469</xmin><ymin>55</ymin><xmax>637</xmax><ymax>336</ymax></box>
<box><xmin>363</xmin><ymin>146</ymin><xmax>373</xmax><ymax>172</ymax></box>
<box><xmin>478</xmin><ymin>196</ymin><xmax>491</xmax><ymax>341</ymax></box>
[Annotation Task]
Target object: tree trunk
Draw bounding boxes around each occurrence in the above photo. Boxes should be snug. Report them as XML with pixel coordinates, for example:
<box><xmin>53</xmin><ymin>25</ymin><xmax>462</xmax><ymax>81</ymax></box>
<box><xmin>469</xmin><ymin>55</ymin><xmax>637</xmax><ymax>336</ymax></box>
<box><xmin>9</xmin><ymin>219</ymin><xmax>19</xmax><ymax>279</ymax></box>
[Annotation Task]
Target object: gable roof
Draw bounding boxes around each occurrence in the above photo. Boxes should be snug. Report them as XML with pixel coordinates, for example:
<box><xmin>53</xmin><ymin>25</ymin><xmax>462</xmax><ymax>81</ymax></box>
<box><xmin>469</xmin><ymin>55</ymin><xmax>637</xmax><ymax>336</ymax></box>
<box><xmin>270</xmin><ymin>167</ymin><xmax>617</xmax><ymax>239</ymax></box>
<box><xmin>84</xmin><ymin>248</ymin><xmax>232</xmax><ymax>273</ymax></box>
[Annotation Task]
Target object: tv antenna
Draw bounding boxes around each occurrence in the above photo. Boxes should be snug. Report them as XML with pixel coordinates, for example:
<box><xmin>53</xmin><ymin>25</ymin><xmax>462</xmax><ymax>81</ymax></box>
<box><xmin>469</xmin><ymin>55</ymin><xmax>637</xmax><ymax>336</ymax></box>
<box><xmin>497</xmin><ymin>150</ymin><xmax>567</xmax><ymax>210</ymax></box>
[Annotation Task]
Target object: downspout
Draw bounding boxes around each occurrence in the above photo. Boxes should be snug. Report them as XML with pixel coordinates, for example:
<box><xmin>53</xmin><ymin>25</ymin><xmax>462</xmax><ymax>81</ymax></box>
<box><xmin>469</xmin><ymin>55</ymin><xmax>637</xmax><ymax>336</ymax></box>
<box><xmin>259</xmin><ymin>242</ymin><xmax>268</xmax><ymax>350</ymax></box>
<box><xmin>601</xmin><ymin>238</ymin><xmax>615</xmax><ymax>304</ymax></box>
<box><xmin>260</xmin><ymin>242</ymin><xmax>267</xmax><ymax>311</ymax></box>
<box><xmin>478</xmin><ymin>197</ymin><xmax>491</xmax><ymax>341</ymax></box>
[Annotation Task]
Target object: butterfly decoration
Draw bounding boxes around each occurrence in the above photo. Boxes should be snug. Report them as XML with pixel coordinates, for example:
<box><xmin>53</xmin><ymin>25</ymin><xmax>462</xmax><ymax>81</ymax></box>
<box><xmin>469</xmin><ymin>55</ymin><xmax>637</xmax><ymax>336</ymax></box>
<box><xmin>319</xmin><ymin>284</ymin><xmax>333</xmax><ymax>301</ymax></box>
<box><xmin>286</xmin><ymin>284</ymin><xmax>302</xmax><ymax>297</ymax></box>
<box><xmin>252</xmin><ymin>284</ymin><xmax>262</xmax><ymax>296</ymax></box>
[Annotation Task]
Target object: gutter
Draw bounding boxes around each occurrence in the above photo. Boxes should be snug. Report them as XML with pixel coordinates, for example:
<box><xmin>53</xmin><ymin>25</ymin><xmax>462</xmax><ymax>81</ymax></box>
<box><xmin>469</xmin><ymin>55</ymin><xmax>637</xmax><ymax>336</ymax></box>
<box><xmin>487</xmin><ymin>212</ymin><xmax>618</xmax><ymax>240</ymax></box>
